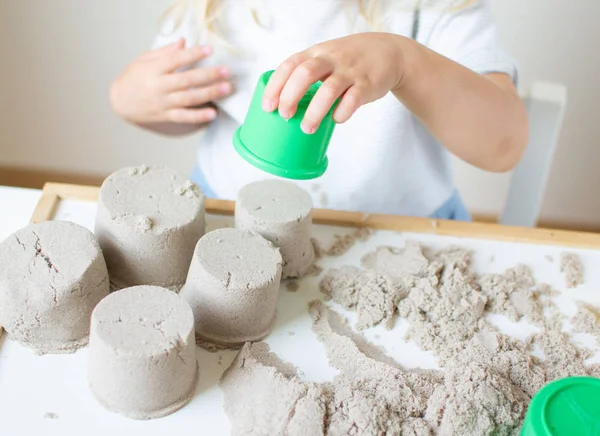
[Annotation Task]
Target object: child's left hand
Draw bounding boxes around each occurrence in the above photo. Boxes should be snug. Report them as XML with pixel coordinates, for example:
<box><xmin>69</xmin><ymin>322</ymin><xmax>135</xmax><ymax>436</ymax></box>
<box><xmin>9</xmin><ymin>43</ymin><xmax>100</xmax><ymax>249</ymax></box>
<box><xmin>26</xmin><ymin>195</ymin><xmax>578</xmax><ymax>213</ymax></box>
<box><xmin>262</xmin><ymin>33</ymin><xmax>404</xmax><ymax>134</ymax></box>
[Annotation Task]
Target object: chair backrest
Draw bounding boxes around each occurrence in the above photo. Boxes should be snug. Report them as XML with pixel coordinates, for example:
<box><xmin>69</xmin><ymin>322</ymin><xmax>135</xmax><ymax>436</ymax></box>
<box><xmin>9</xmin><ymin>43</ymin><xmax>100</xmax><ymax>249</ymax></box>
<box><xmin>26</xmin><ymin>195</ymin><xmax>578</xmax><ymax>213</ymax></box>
<box><xmin>499</xmin><ymin>82</ymin><xmax>568</xmax><ymax>227</ymax></box>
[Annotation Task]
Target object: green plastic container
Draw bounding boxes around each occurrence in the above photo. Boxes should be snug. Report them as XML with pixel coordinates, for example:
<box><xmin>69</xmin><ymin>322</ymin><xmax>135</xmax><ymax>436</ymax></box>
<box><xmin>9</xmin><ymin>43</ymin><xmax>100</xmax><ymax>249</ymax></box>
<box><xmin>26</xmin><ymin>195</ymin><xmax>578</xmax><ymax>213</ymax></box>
<box><xmin>233</xmin><ymin>70</ymin><xmax>337</xmax><ymax>180</ymax></box>
<box><xmin>521</xmin><ymin>376</ymin><xmax>600</xmax><ymax>435</ymax></box>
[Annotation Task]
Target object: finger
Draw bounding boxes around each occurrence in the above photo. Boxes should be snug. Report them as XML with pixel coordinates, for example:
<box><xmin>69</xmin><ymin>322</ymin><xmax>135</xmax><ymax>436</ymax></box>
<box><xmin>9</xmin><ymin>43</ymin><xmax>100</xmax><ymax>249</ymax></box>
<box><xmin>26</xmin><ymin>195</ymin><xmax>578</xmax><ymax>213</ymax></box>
<box><xmin>154</xmin><ymin>38</ymin><xmax>185</xmax><ymax>55</ymax></box>
<box><xmin>166</xmin><ymin>107</ymin><xmax>218</xmax><ymax>124</ymax></box>
<box><xmin>159</xmin><ymin>45</ymin><xmax>213</xmax><ymax>73</ymax></box>
<box><xmin>301</xmin><ymin>75</ymin><xmax>351</xmax><ymax>134</ymax></box>
<box><xmin>167</xmin><ymin>82</ymin><xmax>233</xmax><ymax>108</ymax></box>
<box><xmin>163</xmin><ymin>65</ymin><xmax>231</xmax><ymax>91</ymax></box>
<box><xmin>262</xmin><ymin>52</ymin><xmax>309</xmax><ymax>112</ymax></box>
<box><xmin>332</xmin><ymin>85</ymin><xmax>365</xmax><ymax>124</ymax></box>
<box><xmin>278</xmin><ymin>58</ymin><xmax>334</xmax><ymax>120</ymax></box>
<box><xmin>140</xmin><ymin>38</ymin><xmax>184</xmax><ymax>61</ymax></box>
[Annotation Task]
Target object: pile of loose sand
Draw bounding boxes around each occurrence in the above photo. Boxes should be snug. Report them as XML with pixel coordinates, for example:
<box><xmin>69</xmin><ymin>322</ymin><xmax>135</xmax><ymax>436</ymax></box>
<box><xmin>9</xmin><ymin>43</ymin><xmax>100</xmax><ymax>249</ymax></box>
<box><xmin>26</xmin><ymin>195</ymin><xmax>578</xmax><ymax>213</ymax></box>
<box><xmin>221</xmin><ymin>243</ymin><xmax>596</xmax><ymax>435</ymax></box>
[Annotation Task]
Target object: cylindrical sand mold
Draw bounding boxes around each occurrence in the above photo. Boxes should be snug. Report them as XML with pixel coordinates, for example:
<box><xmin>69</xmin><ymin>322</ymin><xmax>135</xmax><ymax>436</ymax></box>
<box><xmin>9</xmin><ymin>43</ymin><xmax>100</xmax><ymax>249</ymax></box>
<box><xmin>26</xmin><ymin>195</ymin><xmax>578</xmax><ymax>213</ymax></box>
<box><xmin>88</xmin><ymin>286</ymin><xmax>198</xmax><ymax>420</ymax></box>
<box><xmin>235</xmin><ymin>179</ymin><xmax>314</xmax><ymax>278</ymax></box>
<box><xmin>95</xmin><ymin>165</ymin><xmax>205</xmax><ymax>289</ymax></box>
<box><xmin>0</xmin><ymin>221</ymin><xmax>109</xmax><ymax>354</ymax></box>
<box><xmin>180</xmin><ymin>228</ymin><xmax>283</xmax><ymax>346</ymax></box>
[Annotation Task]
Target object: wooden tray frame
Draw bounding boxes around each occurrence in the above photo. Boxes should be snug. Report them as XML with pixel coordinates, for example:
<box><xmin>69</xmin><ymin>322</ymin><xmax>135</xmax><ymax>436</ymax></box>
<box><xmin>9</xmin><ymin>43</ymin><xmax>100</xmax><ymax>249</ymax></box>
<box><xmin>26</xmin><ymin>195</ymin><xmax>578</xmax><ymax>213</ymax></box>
<box><xmin>31</xmin><ymin>182</ymin><xmax>600</xmax><ymax>249</ymax></box>
<box><xmin>2</xmin><ymin>181</ymin><xmax>600</xmax><ymax>339</ymax></box>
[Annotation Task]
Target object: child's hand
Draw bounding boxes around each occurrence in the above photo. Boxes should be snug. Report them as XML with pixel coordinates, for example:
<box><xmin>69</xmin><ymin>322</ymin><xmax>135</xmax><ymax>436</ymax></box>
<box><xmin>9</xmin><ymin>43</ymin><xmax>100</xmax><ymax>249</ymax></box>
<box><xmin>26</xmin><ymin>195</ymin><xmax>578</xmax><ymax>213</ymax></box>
<box><xmin>262</xmin><ymin>33</ymin><xmax>404</xmax><ymax>134</ymax></box>
<box><xmin>110</xmin><ymin>38</ymin><xmax>233</xmax><ymax>125</ymax></box>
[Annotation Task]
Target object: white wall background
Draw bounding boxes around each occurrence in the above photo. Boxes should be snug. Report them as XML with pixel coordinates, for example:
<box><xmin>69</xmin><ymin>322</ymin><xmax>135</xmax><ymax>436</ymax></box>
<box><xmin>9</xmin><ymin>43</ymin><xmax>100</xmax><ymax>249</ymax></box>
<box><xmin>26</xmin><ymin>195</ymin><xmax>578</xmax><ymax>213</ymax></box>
<box><xmin>0</xmin><ymin>1</ymin><xmax>599</xmax><ymax>227</ymax></box>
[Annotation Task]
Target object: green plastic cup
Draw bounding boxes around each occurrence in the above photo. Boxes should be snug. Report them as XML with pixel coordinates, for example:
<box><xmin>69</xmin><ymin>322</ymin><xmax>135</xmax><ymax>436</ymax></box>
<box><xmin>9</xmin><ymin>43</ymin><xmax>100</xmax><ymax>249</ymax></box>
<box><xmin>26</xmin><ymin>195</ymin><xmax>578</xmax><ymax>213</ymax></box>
<box><xmin>521</xmin><ymin>376</ymin><xmax>600</xmax><ymax>435</ymax></box>
<box><xmin>233</xmin><ymin>70</ymin><xmax>337</xmax><ymax>180</ymax></box>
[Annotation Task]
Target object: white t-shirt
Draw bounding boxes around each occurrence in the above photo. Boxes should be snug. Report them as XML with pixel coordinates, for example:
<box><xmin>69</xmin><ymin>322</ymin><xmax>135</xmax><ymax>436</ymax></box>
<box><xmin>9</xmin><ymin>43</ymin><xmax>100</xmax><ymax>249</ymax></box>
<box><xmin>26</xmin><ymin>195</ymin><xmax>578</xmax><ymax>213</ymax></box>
<box><xmin>154</xmin><ymin>0</ymin><xmax>516</xmax><ymax>216</ymax></box>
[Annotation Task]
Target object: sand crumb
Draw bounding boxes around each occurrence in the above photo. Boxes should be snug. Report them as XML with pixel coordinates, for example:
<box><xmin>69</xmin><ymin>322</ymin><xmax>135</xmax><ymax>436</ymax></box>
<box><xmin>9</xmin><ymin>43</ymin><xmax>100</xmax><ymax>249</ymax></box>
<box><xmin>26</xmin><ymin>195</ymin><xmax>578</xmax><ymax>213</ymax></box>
<box><xmin>560</xmin><ymin>252</ymin><xmax>583</xmax><ymax>288</ymax></box>
<box><xmin>480</xmin><ymin>265</ymin><xmax>547</xmax><ymax>326</ymax></box>
<box><xmin>133</xmin><ymin>215</ymin><xmax>153</xmax><ymax>233</ymax></box>
<box><xmin>285</xmin><ymin>281</ymin><xmax>300</xmax><ymax>292</ymax></box>
<box><xmin>355</xmin><ymin>228</ymin><xmax>372</xmax><ymax>241</ymax></box>
<box><xmin>196</xmin><ymin>333</ymin><xmax>239</xmax><ymax>352</ymax></box>
<box><xmin>175</xmin><ymin>180</ymin><xmax>202</xmax><ymax>199</ymax></box>
<box><xmin>320</xmin><ymin>191</ymin><xmax>328</xmax><ymax>207</ymax></box>
<box><xmin>588</xmin><ymin>363</ymin><xmax>600</xmax><ymax>378</ymax></box>
<box><xmin>44</xmin><ymin>412</ymin><xmax>59</xmax><ymax>419</ymax></box>
<box><xmin>531</xmin><ymin>328</ymin><xmax>592</xmax><ymax>381</ymax></box>
<box><xmin>571</xmin><ymin>302</ymin><xmax>600</xmax><ymax>343</ymax></box>
<box><xmin>362</xmin><ymin>242</ymin><xmax>447</xmax><ymax>283</ymax></box>
<box><xmin>398</xmin><ymin>263</ymin><xmax>489</xmax><ymax>358</ymax></box>
<box><xmin>320</xmin><ymin>266</ymin><xmax>405</xmax><ymax>330</ymax></box>
<box><xmin>317</xmin><ymin>228</ymin><xmax>374</xmax><ymax>257</ymax></box>
<box><xmin>305</xmin><ymin>263</ymin><xmax>323</xmax><ymax>277</ymax></box>
<box><xmin>128</xmin><ymin>164</ymin><xmax>149</xmax><ymax>176</ymax></box>
<box><xmin>424</xmin><ymin>360</ymin><xmax>528</xmax><ymax>435</ymax></box>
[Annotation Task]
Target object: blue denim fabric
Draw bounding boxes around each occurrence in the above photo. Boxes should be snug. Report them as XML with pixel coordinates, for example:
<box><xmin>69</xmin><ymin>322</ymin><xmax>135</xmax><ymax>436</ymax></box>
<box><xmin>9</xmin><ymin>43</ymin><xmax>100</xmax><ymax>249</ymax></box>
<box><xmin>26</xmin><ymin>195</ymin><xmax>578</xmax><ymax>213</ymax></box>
<box><xmin>190</xmin><ymin>165</ymin><xmax>471</xmax><ymax>222</ymax></box>
<box><xmin>190</xmin><ymin>164</ymin><xmax>217</xmax><ymax>199</ymax></box>
<box><xmin>429</xmin><ymin>190</ymin><xmax>472</xmax><ymax>222</ymax></box>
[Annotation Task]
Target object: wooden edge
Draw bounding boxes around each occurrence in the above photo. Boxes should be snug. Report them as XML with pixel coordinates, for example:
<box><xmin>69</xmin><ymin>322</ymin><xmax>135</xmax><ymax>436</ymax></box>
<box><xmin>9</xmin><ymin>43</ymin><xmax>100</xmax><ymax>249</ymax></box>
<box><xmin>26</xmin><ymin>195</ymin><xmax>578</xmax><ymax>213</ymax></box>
<box><xmin>33</xmin><ymin>183</ymin><xmax>600</xmax><ymax>250</ymax></box>
<box><xmin>43</xmin><ymin>182</ymin><xmax>102</xmax><ymax>202</ymax></box>
<box><xmin>30</xmin><ymin>191</ymin><xmax>60</xmax><ymax>224</ymax></box>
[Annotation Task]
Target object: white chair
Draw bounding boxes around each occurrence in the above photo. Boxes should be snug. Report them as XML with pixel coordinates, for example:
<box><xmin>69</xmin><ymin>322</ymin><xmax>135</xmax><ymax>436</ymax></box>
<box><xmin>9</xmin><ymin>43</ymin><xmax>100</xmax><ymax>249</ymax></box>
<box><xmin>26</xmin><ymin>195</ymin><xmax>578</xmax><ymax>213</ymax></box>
<box><xmin>499</xmin><ymin>82</ymin><xmax>568</xmax><ymax>227</ymax></box>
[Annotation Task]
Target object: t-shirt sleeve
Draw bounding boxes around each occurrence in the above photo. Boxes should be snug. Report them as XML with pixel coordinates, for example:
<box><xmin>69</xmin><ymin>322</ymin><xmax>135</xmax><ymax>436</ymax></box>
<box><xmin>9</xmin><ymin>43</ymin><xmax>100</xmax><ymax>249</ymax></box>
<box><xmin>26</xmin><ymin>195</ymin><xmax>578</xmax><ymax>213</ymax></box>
<box><xmin>152</xmin><ymin>1</ymin><xmax>198</xmax><ymax>49</ymax></box>
<box><xmin>425</xmin><ymin>0</ymin><xmax>518</xmax><ymax>83</ymax></box>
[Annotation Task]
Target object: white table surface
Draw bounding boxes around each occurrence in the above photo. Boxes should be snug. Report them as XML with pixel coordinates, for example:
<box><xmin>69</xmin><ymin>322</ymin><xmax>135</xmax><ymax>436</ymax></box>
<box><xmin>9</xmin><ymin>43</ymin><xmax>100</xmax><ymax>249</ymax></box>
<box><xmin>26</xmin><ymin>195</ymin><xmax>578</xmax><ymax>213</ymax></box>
<box><xmin>2</xmin><ymin>188</ymin><xmax>600</xmax><ymax>436</ymax></box>
<box><xmin>0</xmin><ymin>186</ymin><xmax>42</xmax><ymax>242</ymax></box>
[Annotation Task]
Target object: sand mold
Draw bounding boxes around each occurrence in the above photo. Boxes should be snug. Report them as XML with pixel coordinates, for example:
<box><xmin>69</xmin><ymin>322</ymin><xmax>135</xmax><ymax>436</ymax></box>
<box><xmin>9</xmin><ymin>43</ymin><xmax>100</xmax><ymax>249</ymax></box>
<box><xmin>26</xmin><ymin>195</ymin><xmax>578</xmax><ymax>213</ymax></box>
<box><xmin>235</xmin><ymin>180</ymin><xmax>315</xmax><ymax>279</ymax></box>
<box><xmin>181</xmin><ymin>228</ymin><xmax>282</xmax><ymax>348</ymax></box>
<box><xmin>87</xmin><ymin>286</ymin><xmax>198</xmax><ymax>420</ymax></box>
<box><xmin>95</xmin><ymin>165</ymin><xmax>205</xmax><ymax>289</ymax></box>
<box><xmin>0</xmin><ymin>221</ymin><xmax>109</xmax><ymax>354</ymax></box>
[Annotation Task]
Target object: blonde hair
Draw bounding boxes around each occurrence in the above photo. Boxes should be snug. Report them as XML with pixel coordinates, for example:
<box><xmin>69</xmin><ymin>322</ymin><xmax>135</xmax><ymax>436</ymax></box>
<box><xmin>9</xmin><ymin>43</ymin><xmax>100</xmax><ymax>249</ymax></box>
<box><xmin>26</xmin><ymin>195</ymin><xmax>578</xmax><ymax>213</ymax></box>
<box><xmin>161</xmin><ymin>0</ymin><xmax>478</xmax><ymax>46</ymax></box>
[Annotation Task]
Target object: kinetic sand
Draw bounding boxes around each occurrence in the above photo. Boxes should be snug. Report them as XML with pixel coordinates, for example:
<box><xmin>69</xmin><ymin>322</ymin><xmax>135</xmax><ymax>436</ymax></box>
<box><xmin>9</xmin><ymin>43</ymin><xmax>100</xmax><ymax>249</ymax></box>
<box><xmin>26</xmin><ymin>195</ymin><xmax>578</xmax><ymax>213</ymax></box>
<box><xmin>235</xmin><ymin>179</ymin><xmax>315</xmax><ymax>278</ymax></box>
<box><xmin>0</xmin><ymin>221</ymin><xmax>109</xmax><ymax>354</ymax></box>
<box><xmin>87</xmin><ymin>286</ymin><xmax>198</xmax><ymax>420</ymax></box>
<box><xmin>220</xmin><ymin>242</ymin><xmax>597</xmax><ymax>435</ymax></box>
<box><xmin>180</xmin><ymin>228</ymin><xmax>283</xmax><ymax>348</ymax></box>
<box><xmin>95</xmin><ymin>165</ymin><xmax>205</xmax><ymax>290</ymax></box>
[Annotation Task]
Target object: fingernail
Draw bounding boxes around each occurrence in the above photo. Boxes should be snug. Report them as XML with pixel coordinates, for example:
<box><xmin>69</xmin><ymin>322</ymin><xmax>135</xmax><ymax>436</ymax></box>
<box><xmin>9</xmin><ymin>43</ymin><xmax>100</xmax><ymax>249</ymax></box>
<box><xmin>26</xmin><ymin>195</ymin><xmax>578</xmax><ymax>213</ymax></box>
<box><xmin>219</xmin><ymin>66</ymin><xmax>230</xmax><ymax>78</ymax></box>
<box><xmin>279</xmin><ymin>109</ymin><xmax>290</xmax><ymax>119</ymax></box>
<box><xmin>201</xmin><ymin>45</ymin><xmax>212</xmax><ymax>55</ymax></box>
<box><xmin>206</xmin><ymin>109</ymin><xmax>217</xmax><ymax>120</ymax></box>
<box><xmin>262</xmin><ymin>99</ymin><xmax>275</xmax><ymax>112</ymax></box>
<box><xmin>219</xmin><ymin>82</ymin><xmax>232</xmax><ymax>93</ymax></box>
<box><xmin>301</xmin><ymin>122</ymin><xmax>316</xmax><ymax>134</ymax></box>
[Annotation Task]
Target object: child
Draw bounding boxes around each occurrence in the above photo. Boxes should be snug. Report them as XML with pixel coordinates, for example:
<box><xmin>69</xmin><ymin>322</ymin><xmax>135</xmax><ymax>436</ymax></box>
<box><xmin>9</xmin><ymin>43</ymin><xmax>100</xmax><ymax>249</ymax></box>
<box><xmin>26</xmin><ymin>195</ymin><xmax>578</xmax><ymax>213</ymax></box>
<box><xmin>110</xmin><ymin>0</ymin><xmax>527</xmax><ymax>221</ymax></box>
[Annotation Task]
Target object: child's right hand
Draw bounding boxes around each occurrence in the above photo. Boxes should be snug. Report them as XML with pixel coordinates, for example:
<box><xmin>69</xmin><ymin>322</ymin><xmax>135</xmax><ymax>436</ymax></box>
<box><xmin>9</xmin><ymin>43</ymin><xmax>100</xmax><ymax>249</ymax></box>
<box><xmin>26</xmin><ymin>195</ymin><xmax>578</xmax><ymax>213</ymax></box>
<box><xmin>110</xmin><ymin>38</ymin><xmax>233</xmax><ymax>125</ymax></box>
